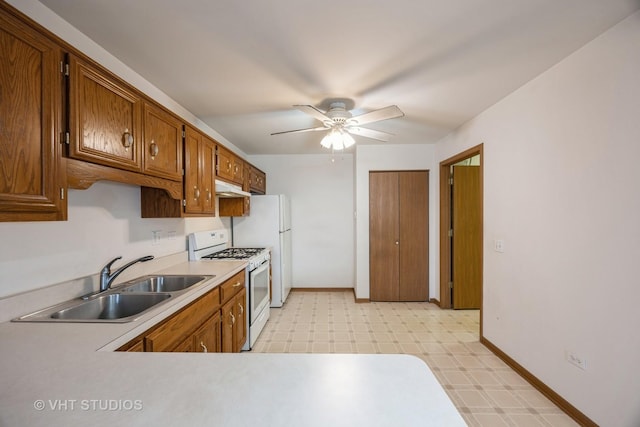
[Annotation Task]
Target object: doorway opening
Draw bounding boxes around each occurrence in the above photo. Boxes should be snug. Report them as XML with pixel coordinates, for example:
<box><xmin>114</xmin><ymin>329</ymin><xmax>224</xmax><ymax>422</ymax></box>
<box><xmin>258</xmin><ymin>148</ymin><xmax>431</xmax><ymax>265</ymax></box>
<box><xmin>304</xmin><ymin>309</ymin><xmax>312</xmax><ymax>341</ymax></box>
<box><xmin>439</xmin><ymin>144</ymin><xmax>483</xmax><ymax>334</ymax></box>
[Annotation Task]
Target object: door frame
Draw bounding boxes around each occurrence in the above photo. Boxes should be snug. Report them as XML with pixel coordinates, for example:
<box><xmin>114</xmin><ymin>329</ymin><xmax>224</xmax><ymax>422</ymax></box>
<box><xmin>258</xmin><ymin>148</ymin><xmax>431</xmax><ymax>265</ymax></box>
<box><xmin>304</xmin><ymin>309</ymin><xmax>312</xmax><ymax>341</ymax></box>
<box><xmin>439</xmin><ymin>144</ymin><xmax>483</xmax><ymax>330</ymax></box>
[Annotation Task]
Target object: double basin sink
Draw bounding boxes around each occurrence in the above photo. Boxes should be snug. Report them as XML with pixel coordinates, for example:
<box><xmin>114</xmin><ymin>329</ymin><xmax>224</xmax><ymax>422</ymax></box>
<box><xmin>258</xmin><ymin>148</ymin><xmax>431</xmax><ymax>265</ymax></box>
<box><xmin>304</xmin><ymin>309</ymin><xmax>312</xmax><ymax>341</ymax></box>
<box><xmin>14</xmin><ymin>275</ymin><xmax>214</xmax><ymax>323</ymax></box>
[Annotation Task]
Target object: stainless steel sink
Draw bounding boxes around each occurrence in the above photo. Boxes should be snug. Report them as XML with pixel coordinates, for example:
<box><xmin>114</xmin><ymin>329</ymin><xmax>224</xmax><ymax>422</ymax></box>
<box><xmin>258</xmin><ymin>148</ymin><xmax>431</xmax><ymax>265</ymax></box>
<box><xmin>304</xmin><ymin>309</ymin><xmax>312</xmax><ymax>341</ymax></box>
<box><xmin>50</xmin><ymin>293</ymin><xmax>172</xmax><ymax>321</ymax></box>
<box><xmin>14</xmin><ymin>293</ymin><xmax>172</xmax><ymax>323</ymax></box>
<box><xmin>119</xmin><ymin>275</ymin><xmax>212</xmax><ymax>293</ymax></box>
<box><xmin>13</xmin><ymin>274</ymin><xmax>214</xmax><ymax>323</ymax></box>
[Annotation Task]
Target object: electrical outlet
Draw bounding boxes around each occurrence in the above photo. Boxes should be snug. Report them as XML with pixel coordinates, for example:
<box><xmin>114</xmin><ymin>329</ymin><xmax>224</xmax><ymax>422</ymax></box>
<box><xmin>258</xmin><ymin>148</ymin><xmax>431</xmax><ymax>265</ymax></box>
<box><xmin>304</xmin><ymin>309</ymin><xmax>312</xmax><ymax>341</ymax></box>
<box><xmin>167</xmin><ymin>231</ymin><xmax>176</xmax><ymax>241</ymax></box>
<box><xmin>566</xmin><ymin>351</ymin><xmax>586</xmax><ymax>370</ymax></box>
<box><xmin>494</xmin><ymin>239</ymin><xmax>505</xmax><ymax>253</ymax></box>
<box><xmin>152</xmin><ymin>230</ymin><xmax>162</xmax><ymax>245</ymax></box>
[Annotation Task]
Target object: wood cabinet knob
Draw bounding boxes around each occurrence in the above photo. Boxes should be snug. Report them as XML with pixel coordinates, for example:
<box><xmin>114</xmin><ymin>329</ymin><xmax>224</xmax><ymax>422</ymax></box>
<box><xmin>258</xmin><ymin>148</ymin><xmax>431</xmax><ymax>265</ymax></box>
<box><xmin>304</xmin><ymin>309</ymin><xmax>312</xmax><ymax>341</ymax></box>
<box><xmin>149</xmin><ymin>140</ymin><xmax>159</xmax><ymax>159</ymax></box>
<box><xmin>122</xmin><ymin>129</ymin><xmax>134</xmax><ymax>150</ymax></box>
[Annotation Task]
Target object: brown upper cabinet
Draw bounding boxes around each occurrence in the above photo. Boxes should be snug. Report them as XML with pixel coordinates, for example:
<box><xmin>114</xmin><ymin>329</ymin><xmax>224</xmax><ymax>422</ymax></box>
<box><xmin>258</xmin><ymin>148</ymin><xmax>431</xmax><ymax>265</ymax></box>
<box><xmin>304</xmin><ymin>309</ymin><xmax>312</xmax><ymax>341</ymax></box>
<box><xmin>1</xmin><ymin>2</ymin><xmax>267</xmax><ymax>222</ymax></box>
<box><xmin>218</xmin><ymin>158</ymin><xmax>252</xmax><ymax>217</ymax></box>
<box><xmin>68</xmin><ymin>56</ymin><xmax>183</xmax><ymax>182</ymax></box>
<box><xmin>216</xmin><ymin>144</ymin><xmax>244</xmax><ymax>186</ymax></box>
<box><xmin>249</xmin><ymin>165</ymin><xmax>266</xmax><ymax>195</ymax></box>
<box><xmin>141</xmin><ymin>103</ymin><xmax>183</xmax><ymax>181</ymax></box>
<box><xmin>68</xmin><ymin>54</ymin><xmax>143</xmax><ymax>173</ymax></box>
<box><xmin>184</xmin><ymin>125</ymin><xmax>215</xmax><ymax>215</ymax></box>
<box><xmin>0</xmin><ymin>5</ymin><xmax>66</xmax><ymax>222</ymax></box>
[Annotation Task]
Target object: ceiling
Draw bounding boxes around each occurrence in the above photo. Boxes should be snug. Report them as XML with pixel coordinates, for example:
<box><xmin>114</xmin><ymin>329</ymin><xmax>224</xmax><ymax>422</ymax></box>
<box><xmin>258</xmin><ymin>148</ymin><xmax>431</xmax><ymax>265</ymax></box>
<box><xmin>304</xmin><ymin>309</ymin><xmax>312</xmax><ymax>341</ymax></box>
<box><xmin>39</xmin><ymin>0</ymin><xmax>639</xmax><ymax>155</ymax></box>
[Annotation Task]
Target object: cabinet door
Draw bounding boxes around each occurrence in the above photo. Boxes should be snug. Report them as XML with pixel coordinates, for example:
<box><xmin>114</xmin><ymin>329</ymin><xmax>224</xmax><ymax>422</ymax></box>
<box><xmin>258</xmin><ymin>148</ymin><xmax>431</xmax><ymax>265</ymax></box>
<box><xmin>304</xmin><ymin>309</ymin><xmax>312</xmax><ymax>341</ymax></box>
<box><xmin>234</xmin><ymin>288</ymin><xmax>247</xmax><ymax>351</ymax></box>
<box><xmin>183</xmin><ymin>126</ymin><xmax>202</xmax><ymax>214</ymax></box>
<box><xmin>143</xmin><ymin>103</ymin><xmax>183</xmax><ymax>181</ymax></box>
<box><xmin>68</xmin><ymin>55</ymin><xmax>142</xmax><ymax>172</ymax></box>
<box><xmin>232</xmin><ymin>157</ymin><xmax>244</xmax><ymax>185</ymax></box>
<box><xmin>250</xmin><ymin>166</ymin><xmax>266</xmax><ymax>194</ymax></box>
<box><xmin>200</xmin><ymin>136</ymin><xmax>215</xmax><ymax>214</ymax></box>
<box><xmin>216</xmin><ymin>144</ymin><xmax>234</xmax><ymax>182</ymax></box>
<box><xmin>0</xmin><ymin>10</ymin><xmax>66</xmax><ymax>221</ymax></box>
<box><xmin>193</xmin><ymin>312</ymin><xmax>221</xmax><ymax>353</ymax></box>
<box><xmin>221</xmin><ymin>298</ymin><xmax>235</xmax><ymax>353</ymax></box>
<box><xmin>173</xmin><ymin>336</ymin><xmax>194</xmax><ymax>352</ymax></box>
<box><xmin>184</xmin><ymin>126</ymin><xmax>215</xmax><ymax>214</ymax></box>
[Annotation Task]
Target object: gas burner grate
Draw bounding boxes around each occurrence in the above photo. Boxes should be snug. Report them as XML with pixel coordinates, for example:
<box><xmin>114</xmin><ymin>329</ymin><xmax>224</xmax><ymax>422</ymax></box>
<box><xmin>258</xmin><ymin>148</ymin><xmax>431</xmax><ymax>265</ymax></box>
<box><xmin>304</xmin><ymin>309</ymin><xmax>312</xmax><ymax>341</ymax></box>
<box><xmin>203</xmin><ymin>248</ymin><xmax>266</xmax><ymax>260</ymax></box>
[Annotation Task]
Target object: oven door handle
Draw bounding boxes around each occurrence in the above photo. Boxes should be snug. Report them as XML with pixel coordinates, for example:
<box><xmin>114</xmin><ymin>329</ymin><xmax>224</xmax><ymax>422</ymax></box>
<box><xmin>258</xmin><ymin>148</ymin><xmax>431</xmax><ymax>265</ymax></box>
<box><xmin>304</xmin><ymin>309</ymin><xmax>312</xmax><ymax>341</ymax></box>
<box><xmin>250</xmin><ymin>260</ymin><xmax>270</xmax><ymax>276</ymax></box>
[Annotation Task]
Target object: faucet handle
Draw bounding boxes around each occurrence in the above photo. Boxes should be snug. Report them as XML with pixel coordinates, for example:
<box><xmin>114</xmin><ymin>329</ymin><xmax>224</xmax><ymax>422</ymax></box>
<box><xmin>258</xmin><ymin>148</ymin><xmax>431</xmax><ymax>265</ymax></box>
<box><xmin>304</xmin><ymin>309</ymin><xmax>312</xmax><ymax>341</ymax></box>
<box><xmin>102</xmin><ymin>256</ymin><xmax>123</xmax><ymax>273</ymax></box>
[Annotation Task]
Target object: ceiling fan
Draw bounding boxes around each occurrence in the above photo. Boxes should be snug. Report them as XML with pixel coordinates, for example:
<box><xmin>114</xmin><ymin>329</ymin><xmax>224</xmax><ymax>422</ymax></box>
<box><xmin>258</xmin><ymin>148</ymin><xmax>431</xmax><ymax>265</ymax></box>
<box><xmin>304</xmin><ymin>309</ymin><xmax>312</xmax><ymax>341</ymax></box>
<box><xmin>271</xmin><ymin>99</ymin><xmax>404</xmax><ymax>150</ymax></box>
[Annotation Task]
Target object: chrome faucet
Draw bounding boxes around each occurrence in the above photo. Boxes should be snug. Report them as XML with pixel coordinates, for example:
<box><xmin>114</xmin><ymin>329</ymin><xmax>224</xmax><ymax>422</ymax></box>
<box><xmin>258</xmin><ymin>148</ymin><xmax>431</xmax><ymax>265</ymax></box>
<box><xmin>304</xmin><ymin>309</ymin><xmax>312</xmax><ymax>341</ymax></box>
<box><xmin>99</xmin><ymin>255</ymin><xmax>154</xmax><ymax>292</ymax></box>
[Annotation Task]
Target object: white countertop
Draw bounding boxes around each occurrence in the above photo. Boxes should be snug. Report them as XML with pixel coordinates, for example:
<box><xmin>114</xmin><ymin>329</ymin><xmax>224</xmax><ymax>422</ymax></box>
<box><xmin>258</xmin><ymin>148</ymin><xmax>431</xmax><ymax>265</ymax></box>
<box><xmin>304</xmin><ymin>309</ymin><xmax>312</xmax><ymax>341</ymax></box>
<box><xmin>0</xmin><ymin>257</ymin><xmax>466</xmax><ymax>426</ymax></box>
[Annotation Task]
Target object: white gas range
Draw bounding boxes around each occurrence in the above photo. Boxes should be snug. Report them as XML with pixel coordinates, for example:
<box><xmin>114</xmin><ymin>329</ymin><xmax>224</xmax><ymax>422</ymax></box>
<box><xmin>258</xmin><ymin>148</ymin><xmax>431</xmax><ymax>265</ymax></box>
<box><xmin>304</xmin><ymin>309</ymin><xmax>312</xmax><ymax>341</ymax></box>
<box><xmin>188</xmin><ymin>229</ymin><xmax>270</xmax><ymax>351</ymax></box>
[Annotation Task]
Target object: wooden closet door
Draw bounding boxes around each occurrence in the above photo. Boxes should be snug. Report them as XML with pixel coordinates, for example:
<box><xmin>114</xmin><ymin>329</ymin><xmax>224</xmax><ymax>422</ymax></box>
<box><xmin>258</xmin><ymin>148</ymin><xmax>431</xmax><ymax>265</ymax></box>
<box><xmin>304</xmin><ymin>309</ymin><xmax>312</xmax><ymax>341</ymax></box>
<box><xmin>399</xmin><ymin>171</ymin><xmax>429</xmax><ymax>301</ymax></box>
<box><xmin>369</xmin><ymin>172</ymin><xmax>400</xmax><ymax>301</ymax></box>
<box><xmin>452</xmin><ymin>165</ymin><xmax>481</xmax><ymax>309</ymax></box>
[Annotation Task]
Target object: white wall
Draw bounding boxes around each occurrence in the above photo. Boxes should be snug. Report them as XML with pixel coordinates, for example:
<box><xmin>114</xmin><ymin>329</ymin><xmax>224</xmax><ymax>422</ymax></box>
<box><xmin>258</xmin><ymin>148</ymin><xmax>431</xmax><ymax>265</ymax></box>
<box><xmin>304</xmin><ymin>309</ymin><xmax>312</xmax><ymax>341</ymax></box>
<box><xmin>354</xmin><ymin>144</ymin><xmax>437</xmax><ymax>300</ymax></box>
<box><xmin>248</xmin><ymin>154</ymin><xmax>354</xmax><ymax>288</ymax></box>
<box><xmin>435</xmin><ymin>12</ymin><xmax>640</xmax><ymax>427</ymax></box>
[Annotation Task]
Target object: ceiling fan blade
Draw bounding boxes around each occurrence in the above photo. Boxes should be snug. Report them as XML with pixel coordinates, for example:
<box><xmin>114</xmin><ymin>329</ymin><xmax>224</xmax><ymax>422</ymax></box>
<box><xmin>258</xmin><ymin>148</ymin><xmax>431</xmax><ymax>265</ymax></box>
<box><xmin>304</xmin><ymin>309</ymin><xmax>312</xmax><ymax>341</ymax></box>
<box><xmin>347</xmin><ymin>126</ymin><xmax>394</xmax><ymax>142</ymax></box>
<box><xmin>294</xmin><ymin>105</ymin><xmax>332</xmax><ymax>123</ymax></box>
<box><xmin>270</xmin><ymin>126</ymin><xmax>328</xmax><ymax>136</ymax></box>
<box><xmin>348</xmin><ymin>105</ymin><xmax>404</xmax><ymax>126</ymax></box>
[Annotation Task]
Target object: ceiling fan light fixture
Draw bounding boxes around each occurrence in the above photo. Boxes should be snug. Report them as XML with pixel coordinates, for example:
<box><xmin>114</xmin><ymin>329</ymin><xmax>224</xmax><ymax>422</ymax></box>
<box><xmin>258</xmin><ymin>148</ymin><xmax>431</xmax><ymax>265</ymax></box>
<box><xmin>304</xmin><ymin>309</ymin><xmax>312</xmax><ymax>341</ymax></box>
<box><xmin>274</xmin><ymin>100</ymin><xmax>404</xmax><ymax>150</ymax></box>
<box><xmin>320</xmin><ymin>128</ymin><xmax>355</xmax><ymax>151</ymax></box>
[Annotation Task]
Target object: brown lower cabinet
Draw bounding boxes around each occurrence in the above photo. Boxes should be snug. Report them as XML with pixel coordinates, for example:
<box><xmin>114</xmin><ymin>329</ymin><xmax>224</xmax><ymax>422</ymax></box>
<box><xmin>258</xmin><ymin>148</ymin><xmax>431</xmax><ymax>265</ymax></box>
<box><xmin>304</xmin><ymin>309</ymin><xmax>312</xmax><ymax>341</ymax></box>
<box><xmin>221</xmin><ymin>288</ymin><xmax>247</xmax><ymax>353</ymax></box>
<box><xmin>117</xmin><ymin>270</ymin><xmax>246</xmax><ymax>353</ymax></box>
<box><xmin>173</xmin><ymin>312</ymin><xmax>221</xmax><ymax>353</ymax></box>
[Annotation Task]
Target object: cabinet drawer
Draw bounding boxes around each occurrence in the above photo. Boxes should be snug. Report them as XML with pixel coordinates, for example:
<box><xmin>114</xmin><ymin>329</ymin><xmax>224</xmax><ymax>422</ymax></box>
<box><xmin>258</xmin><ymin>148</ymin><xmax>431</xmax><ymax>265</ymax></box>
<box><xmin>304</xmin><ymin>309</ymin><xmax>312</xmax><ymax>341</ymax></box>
<box><xmin>145</xmin><ymin>287</ymin><xmax>220</xmax><ymax>352</ymax></box>
<box><xmin>220</xmin><ymin>270</ymin><xmax>245</xmax><ymax>304</ymax></box>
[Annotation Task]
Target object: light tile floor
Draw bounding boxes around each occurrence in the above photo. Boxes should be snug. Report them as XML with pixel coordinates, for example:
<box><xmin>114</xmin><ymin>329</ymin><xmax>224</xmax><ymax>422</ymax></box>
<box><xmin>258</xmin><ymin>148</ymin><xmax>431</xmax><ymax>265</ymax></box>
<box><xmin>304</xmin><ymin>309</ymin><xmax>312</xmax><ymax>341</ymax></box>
<box><xmin>252</xmin><ymin>290</ymin><xmax>578</xmax><ymax>427</ymax></box>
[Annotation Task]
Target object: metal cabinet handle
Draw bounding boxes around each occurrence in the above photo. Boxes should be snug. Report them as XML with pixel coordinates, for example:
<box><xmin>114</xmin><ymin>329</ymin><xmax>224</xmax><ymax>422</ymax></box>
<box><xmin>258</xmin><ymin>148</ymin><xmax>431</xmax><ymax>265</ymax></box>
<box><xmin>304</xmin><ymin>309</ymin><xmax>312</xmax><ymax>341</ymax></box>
<box><xmin>230</xmin><ymin>312</ymin><xmax>235</xmax><ymax>326</ymax></box>
<box><xmin>194</xmin><ymin>186</ymin><xmax>200</xmax><ymax>200</ymax></box>
<box><xmin>206</xmin><ymin>189</ymin><xmax>211</xmax><ymax>201</ymax></box>
<box><xmin>122</xmin><ymin>129</ymin><xmax>134</xmax><ymax>150</ymax></box>
<box><xmin>226</xmin><ymin>161</ymin><xmax>231</xmax><ymax>172</ymax></box>
<box><xmin>395</xmin><ymin>241</ymin><xmax>399</xmax><ymax>245</ymax></box>
<box><xmin>200</xmin><ymin>341</ymin><xmax>208</xmax><ymax>353</ymax></box>
<box><xmin>233</xmin><ymin>282</ymin><xmax>242</xmax><ymax>288</ymax></box>
<box><xmin>149</xmin><ymin>140</ymin><xmax>159</xmax><ymax>159</ymax></box>
<box><xmin>238</xmin><ymin>303</ymin><xmax>244</xmax><ymax>315</ymax></box>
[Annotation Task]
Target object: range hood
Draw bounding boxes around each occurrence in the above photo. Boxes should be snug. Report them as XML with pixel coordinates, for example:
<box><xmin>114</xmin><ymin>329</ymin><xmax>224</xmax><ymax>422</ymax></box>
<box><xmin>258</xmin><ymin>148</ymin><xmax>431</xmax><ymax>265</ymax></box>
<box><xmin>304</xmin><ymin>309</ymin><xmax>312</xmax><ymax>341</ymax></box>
<box><xmin>215</xmin><ymin>179</ymin><xmax>251</xmax><ymax>198</ymax></box>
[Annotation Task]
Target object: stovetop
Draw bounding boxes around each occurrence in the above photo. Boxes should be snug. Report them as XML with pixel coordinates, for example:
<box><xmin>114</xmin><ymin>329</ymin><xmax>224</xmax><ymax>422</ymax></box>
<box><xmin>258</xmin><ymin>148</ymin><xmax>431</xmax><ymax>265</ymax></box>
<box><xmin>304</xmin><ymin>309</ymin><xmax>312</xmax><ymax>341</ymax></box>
<box><xmin>187</xmin><ymin>229</ymin><xmax>269</xmax><ymax>269</ymax></box>
<box><xmin>202</xmin><ymin>248</ymin><xmax>266</xmax><ymax>260</ymax></box>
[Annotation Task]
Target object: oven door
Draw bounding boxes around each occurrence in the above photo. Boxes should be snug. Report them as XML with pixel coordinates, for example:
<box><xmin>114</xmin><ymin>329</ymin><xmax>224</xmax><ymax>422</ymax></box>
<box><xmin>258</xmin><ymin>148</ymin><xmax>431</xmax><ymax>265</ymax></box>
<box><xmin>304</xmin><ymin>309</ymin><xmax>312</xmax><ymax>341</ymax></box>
<box><xmin>249</xmin><ymin>261</ymin><xmax>270</xmax><ymax>325</ymax></box>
